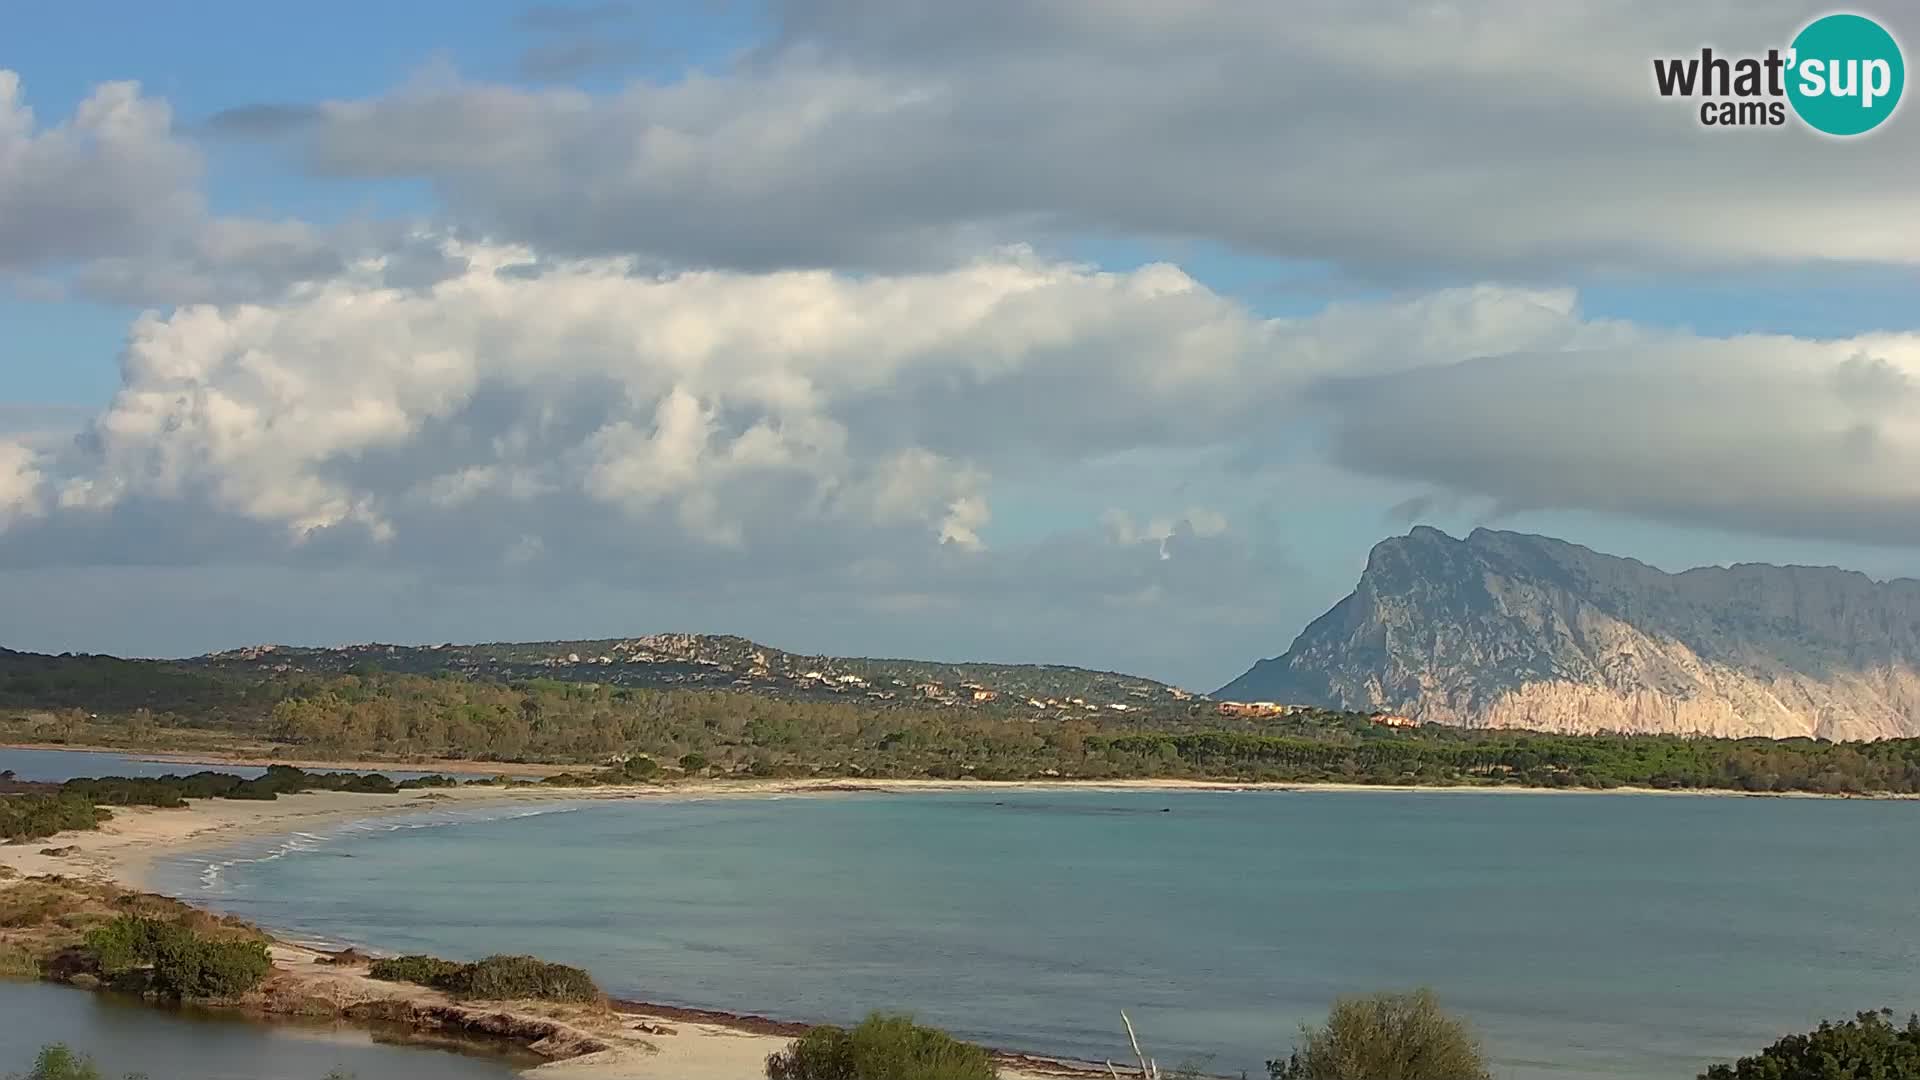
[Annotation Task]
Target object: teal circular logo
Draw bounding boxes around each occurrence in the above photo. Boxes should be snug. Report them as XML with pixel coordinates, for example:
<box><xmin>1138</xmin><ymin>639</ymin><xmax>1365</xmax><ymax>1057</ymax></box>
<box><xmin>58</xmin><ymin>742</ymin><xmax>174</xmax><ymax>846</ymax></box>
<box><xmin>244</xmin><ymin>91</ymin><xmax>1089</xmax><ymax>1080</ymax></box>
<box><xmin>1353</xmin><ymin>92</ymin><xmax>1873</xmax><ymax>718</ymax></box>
<box><xmin>1787</xmin><ymin>13</ymin><xmax>1904</xmax><ymax>135</ymax></box>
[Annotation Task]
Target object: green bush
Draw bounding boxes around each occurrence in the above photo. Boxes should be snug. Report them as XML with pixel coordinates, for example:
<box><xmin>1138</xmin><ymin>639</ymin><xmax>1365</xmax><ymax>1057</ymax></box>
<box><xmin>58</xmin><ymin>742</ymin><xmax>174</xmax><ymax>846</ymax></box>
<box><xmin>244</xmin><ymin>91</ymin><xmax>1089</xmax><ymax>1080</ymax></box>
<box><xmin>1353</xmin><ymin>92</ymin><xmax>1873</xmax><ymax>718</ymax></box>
<box><xmin>80</xmin><ymin>914</ymin><xmax>271</xmax><ymax>1000</ymax></box>
<box><xmin>678</xmin><ymin>752</ymin><xmax>710</xmax><ymax>773</ymax></box>
<box><xmin>366</xmin><ymin>951</ymin><xmax>599</xmax><ymax>1002</ymax></box>
<box><xmin>0</xmin><ymin>794</ymin><xmax>110</xmax><ymax>841</ymax></box>
<box><xmin>618</xmin><ymin>755</ymin><xmax>660</xmax><ymax>780</ymax></box>
<box><xmin>766</xmin><ymin>1014</ymin><xmax>996</xmax><ymax>1080</ymax></box>
<box><xmin>1700</xmin><ymin>1009</ymin><xmax>1920</xmax><ymax>1079</ymax></box>
<box><xmin>7</xmin><ymin>1044</ymin><xmax>107</xmax><ymax>1080</ymax></box>
<box><xmin>1269</xmin><ymin>989</ymin><xmax>1489</xmax><ymax>1080</ymax></box>
<box><xmin>453</xmin><ymin>954</ymin><xmax>600</xmax><ymax>1003</ymax></box>
<box><xmin>367</xmin><ymin>954</ymin><xmax>467</xmax><ymax>989</ymax></box>
<box><xmin>81</xmin><ymin>915</ymin><xmax>166</xmax><ymax>974</ymax></box>
<box><xmin>153</xmin><ymin>933</ymin><xmax>271</xmax><ymax>999</ymax></box>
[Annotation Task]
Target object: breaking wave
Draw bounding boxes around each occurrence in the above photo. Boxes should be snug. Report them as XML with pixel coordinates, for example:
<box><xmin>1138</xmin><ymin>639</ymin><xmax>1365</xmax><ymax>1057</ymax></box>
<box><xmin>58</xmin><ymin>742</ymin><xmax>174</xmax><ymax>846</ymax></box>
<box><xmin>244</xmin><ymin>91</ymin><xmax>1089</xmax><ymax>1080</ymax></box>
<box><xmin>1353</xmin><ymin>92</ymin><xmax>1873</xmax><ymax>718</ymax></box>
<box><xmin>175</xmin><ymin>804</ymin><xmax>583</xmax><ymax>893</ymax></box>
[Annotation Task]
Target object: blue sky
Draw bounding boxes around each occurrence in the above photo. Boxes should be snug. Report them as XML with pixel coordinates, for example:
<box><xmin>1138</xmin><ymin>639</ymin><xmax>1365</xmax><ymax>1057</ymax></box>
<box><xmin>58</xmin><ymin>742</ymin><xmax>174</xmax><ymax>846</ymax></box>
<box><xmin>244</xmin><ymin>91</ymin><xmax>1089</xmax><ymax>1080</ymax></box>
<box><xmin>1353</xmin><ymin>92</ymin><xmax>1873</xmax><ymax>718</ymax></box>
<box><xmin>2</xmin><ymin>2</ymin><xmax>1918</xmax><ymax>686</ymax></box>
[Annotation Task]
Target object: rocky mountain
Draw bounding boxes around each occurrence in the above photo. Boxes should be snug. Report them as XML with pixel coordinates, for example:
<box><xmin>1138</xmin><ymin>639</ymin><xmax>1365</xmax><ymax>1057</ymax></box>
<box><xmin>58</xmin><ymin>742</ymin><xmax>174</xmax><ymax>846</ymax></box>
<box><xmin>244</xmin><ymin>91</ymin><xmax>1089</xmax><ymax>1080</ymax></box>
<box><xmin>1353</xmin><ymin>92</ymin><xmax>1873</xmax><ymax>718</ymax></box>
<box><xmin>1217</xmin><ymin>527</ymin><xmax>1920</xmax><ymax>740</ymax></box>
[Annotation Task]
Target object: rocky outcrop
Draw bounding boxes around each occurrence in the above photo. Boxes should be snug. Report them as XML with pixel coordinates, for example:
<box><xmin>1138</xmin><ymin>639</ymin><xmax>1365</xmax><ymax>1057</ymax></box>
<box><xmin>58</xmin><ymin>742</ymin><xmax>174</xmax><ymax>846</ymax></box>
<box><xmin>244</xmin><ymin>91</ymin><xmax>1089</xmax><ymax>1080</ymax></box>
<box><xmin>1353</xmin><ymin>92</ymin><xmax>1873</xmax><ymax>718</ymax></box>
<box><xmin>1218</xmin><ymin>527</ymin><xmax>1920</xmax><ymax>740</ymax></box>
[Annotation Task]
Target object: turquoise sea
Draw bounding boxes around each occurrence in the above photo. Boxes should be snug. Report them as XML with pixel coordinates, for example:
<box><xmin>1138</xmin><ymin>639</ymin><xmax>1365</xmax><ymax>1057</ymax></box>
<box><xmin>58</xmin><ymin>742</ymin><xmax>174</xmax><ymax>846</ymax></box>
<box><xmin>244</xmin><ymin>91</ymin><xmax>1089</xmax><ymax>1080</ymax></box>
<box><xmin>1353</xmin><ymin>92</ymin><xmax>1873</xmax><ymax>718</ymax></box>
<box><xmin>145</xmin><ymin>787</ymin><xmax>1920</xmax><ymax>1080</ymax></box>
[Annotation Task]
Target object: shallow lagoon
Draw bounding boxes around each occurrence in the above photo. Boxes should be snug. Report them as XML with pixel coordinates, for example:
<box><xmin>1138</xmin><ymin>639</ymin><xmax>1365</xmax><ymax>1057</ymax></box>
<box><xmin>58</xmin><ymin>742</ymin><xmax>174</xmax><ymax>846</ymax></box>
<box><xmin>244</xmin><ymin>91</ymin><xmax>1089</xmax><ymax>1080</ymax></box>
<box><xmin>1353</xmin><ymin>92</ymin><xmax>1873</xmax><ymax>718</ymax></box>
<box><xmin>0</xmin><ymin>980</ymin><xmax>526</xmax><ymax>1080</ymax></box>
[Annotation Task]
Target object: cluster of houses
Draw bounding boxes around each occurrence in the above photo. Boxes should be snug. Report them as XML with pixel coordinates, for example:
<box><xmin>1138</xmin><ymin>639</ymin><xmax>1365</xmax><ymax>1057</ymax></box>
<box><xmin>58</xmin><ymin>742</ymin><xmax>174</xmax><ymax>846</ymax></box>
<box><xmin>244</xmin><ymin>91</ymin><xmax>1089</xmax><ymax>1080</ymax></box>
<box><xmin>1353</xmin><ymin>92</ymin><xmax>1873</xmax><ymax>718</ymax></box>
<box><xmin>913</xmin><ymin>681</ymin><xmax>1000</xmax><ymax>704</ymax></box>
<box><xmin>1215</xmin><ymin>699</ymin><xmax>1420</xmax><ymax>729</ymax></box>
<box><xmin>1215</xmin><ymin>700</ymin><xmax>1303</xmax><ymax>719</ymax></box>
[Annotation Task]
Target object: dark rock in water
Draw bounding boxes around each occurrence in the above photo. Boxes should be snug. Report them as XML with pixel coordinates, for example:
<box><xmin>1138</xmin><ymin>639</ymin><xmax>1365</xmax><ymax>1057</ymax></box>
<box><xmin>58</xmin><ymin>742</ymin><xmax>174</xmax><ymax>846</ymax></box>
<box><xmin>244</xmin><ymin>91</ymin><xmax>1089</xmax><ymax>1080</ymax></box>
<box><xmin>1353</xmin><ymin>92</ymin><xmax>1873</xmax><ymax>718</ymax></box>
<box><xmin>1216</xmin><ymin>526</ymin><xmax>1920</xmax><ymax>740</ymax></box>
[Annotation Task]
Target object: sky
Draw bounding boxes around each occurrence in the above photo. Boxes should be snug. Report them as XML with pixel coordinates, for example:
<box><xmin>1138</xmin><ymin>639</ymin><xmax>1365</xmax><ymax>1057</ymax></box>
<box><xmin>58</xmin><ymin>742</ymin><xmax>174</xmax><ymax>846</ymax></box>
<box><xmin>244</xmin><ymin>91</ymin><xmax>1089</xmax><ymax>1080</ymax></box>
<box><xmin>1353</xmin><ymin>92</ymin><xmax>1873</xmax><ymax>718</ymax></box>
<box><xmin>3</xmin><ymin>1</ymin><xmax>1919</xmax><ymax>690</ymax></box>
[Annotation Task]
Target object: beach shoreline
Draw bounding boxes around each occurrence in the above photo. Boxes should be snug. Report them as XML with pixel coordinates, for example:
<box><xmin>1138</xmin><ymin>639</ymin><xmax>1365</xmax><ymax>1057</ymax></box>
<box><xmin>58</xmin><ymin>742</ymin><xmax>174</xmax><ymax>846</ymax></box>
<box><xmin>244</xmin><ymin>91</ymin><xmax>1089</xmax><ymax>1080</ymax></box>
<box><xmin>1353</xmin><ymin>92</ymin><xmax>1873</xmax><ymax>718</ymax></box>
<box><xmin>6</xmin><ymin>766</ymin><xmax>1912</xmax><ymax>896</ymax></box>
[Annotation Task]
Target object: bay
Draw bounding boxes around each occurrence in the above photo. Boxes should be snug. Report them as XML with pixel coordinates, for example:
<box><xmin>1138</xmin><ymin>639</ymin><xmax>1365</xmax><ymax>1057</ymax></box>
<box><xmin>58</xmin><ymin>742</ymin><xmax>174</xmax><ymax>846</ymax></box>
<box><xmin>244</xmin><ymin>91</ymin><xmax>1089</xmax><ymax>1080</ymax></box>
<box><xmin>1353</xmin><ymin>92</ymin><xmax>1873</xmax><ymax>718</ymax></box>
<box><xmin>152</xmin><ymin>788</ymin><xmax>1920</xmax><ymax>1080</ymax></box>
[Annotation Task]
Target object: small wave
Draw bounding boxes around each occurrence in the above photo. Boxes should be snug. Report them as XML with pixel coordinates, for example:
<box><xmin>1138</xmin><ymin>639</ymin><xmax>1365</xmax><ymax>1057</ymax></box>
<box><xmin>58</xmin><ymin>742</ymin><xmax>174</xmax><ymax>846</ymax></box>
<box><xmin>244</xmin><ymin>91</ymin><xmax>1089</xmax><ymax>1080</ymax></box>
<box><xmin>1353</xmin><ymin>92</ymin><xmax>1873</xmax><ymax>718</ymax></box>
<box><xmin>190</xmin><ymin>802</ymin><xmax>583</xmax><ymax>890</ymax></box>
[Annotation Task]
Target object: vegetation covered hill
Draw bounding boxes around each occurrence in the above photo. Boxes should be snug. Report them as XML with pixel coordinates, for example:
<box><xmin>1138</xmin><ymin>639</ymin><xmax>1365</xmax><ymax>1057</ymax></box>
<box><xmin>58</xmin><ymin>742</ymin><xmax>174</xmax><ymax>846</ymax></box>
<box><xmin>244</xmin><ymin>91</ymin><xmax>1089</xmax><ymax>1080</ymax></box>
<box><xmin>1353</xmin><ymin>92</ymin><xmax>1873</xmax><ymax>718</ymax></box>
<box><xmin>189</xmin><ymin>633</ymin><xmax>1192</xmax><ymax>712</ymax></box>
<box><xmin>5</xmin><ymin>645</ymin><xmax>1920</xmax><ymax>794</ymax></box>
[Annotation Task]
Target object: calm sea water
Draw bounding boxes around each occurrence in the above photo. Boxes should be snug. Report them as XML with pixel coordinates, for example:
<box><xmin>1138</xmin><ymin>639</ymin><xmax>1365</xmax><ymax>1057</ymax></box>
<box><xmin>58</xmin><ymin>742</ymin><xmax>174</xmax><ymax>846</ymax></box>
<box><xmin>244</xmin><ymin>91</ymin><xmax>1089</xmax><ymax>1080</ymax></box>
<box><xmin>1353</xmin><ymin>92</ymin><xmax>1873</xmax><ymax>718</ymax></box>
<box><xmin>0</xmin><ymin>980</ymin><xmax>524</xmax><ymax>1080</ymax></box>
<box><xmin>150</xmin><ymin>789</ymin><xmax>1920</xmax><ymax>1080</ymax></box>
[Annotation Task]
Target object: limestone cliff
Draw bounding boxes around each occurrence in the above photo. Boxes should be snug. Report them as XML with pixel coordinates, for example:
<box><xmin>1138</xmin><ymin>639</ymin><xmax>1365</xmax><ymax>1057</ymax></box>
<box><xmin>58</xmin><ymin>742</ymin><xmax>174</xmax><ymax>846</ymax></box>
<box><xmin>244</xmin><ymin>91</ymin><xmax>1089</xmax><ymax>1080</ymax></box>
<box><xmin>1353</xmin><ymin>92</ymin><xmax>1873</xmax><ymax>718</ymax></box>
<box><xmin>1217</xmin><ymin>527</ymin><xmax>1920</xmax><ymax>740</ymax></box>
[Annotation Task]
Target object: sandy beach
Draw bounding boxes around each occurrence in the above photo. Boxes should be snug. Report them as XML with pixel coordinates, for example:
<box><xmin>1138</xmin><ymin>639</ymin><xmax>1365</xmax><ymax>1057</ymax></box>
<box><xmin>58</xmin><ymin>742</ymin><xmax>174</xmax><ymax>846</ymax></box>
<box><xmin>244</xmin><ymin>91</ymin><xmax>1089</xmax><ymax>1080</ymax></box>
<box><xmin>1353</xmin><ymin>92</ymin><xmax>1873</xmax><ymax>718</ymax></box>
<box><xmin>5</xmin><ymin>769</ymin><xmax>1903</xmax><ymax>895</ymax></box>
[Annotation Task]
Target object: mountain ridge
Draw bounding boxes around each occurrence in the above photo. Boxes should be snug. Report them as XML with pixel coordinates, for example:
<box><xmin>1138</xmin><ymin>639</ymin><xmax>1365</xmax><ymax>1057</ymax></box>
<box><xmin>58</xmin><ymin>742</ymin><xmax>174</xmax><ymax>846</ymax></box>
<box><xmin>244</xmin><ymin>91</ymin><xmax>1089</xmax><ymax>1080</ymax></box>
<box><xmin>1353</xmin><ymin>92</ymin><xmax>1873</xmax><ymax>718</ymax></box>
<box><xmin>185</xmin><ymin>633</ymin><xmax>1195</xmax><ymax>712</ymax></box>
<box><xmin>1217</xmin><ymin>527</ymin><xmax>1920</xmax><ymax>740</ymax></box>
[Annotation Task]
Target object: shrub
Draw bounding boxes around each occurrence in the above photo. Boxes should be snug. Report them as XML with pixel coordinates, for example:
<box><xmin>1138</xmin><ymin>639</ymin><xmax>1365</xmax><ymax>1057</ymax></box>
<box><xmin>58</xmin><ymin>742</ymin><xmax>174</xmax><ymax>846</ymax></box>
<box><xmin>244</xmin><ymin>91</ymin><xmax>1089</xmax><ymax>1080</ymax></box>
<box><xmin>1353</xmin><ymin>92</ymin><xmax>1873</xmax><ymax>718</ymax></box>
<box><xmin>618</xmin><ymin>756</ymin><xmax>659</xmax><ymax>780</ymax></box>
<box><xmin>8</xmin><ymin>1044</ymin><xmax>106</xmax><ymax>1080</ymax></box>
<box><xmin>1700</xmin><ymin>1009</ymin><xmax>1920</xmax><ymax>1079</ymax></box>
<box><xmin>678</xmin><ymin>752</ymin><xmax>710</xmax><ymax>773</ymax></box>
<box><xmin>152</xmin><ymin>933</ymin><xmax>271</xmax><ymax>999</ymax></box>
<box><xmin>80</xmin><ymin>914</ymin><xmax>271</xmax><ymax>1000</ymax></box>
<box><xmin>368</xmin><ymin>954</ymin><xmax>466</xmax><ymax>989</ymax></box>
<box><xmin>396</xmin><ymin>774</ymin><xmax>460</xmax><ymax>790</ymax></box>
<box><xmin>1269</xmin><ymin>989</ymin><xmax>1489</xmax><ymax>1080</ymax></box>
<box><xmin>81</xmin><ymin>915</ymin><xmax>165</xmax><ymax>974</ymax></box>
<box><xmin>367</xmin><ymin>951</ymin><xmax>600</xmax><ymax>1003</ymax></box>
<box><xmin>453</xmin><ymin>954</ymin><xmax>600</xmax><ymax>1003</ymax></box>
<box><xmin>766</xmin><ymin>1013</ymin><xmax>996</xmax><ymax>1080</ymax></box>
<box><xmin>0</xmin><ymin>794</ymin><xmax>110</xmax><ymax>841</ymax></box>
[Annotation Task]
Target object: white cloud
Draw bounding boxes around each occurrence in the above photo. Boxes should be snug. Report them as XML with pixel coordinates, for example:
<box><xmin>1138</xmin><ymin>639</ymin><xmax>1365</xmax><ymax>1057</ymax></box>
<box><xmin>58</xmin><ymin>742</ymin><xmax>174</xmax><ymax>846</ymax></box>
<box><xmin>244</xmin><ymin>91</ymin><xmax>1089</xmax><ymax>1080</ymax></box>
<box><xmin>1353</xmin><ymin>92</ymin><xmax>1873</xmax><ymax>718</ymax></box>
<box><xmin>0</xmin><ymin>442</ymin><xmax>45</xmax><ymax>527</ymax></box>
<box><xmin>18</xmin><ymin>241</ymin><xmax>1614</xmax><ymax>560</ymax></box>
<box><xmin>0</xmin><ymin>71</ymin><xmax>368</xmax><ymax>304</ymax></box>
<box><xmin>254</xmin><ymin>1</ymin><xmax>1920</xmax><ymax>276</ymax></box>
<box><xmin>0</xmin><ymin>72</ymin><xmax>200</xmax><ymax>270</ymax></box>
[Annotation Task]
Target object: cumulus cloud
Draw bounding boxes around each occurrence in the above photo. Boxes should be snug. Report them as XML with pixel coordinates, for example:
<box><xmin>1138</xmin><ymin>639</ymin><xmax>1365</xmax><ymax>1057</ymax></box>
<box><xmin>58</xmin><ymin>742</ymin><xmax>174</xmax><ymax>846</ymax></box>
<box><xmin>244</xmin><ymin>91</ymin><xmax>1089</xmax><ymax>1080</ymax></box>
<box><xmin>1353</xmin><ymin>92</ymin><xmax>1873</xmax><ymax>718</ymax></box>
<box><xmin>236</xmin><ymin>0</ymin><xmax>1920</xmax><ymax>276</ymax></box>
<box><xmin>0</xmin><ymin>71</ymin><xmax>362</xmax><ymax>304</ymax></box>
<box><xmin>19</xmin><ymin>236</ymin><xmax>1918</xmax><ymax>564</ymax></box>
<box><xmin>8</xmin><ymin>242</ymin><xmax>1612</xmax><ymax>568</ymax></box>
<box><xmin>0</xmin><ymin>442</ymin><xmax>45</xmax><ymax>527</ymax></box>
<box><xmin>0</xmin><ymin>72</ymin><xmax>200</xmax><ymax>270</ymax></box>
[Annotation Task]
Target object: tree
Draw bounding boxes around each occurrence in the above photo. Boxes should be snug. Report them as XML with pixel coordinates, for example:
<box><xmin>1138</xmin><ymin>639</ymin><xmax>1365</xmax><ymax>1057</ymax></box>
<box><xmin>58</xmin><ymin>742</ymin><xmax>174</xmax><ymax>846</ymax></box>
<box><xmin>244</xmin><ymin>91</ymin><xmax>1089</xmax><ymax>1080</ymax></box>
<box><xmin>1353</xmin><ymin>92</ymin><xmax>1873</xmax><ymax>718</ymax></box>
<box><xmin>1269</xmin><ymin>989</ymin><xmax>1489</xmax><ymax>1080</ymax></box>
<box><xmin>767</xmin><ymin>1013</ymin><xmax>996</xmax><ymax>1080</ymax></box>
<box><xmin>1700</xmin><ymin>1009</ymin><xmax>1920</xmax><ymax>1079</ymax></box>
<box><xmin>4</xmin><ymin>1045</ymin><xmax>121</xmax><ymax>1080</ymax></box>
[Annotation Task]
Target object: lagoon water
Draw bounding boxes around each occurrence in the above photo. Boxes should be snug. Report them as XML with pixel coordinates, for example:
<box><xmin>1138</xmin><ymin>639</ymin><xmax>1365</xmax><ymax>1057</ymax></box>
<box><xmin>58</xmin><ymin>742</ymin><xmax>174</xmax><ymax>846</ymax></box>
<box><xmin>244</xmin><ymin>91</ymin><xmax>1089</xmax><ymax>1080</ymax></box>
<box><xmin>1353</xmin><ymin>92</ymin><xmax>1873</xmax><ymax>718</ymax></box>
<box><xmin>0</xmin><ymin>980</ymin><xmax>523</xmax><ymax>1080</ymax></box>
<box><xmin>151</xmin><ymin>789</ymin><xmax>1920</xmax><ymax>1080</ymax></box>
<box><xmin>0</xmin><ymin>745</ymin><xmax>515</xmax><ymax>783</ymax></box>
<box><xmin>0</xmin><ymin>746</ymin><xmax>289</xmax><ymax>782</ymax></box>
